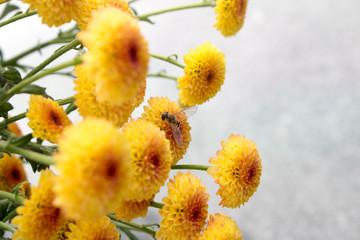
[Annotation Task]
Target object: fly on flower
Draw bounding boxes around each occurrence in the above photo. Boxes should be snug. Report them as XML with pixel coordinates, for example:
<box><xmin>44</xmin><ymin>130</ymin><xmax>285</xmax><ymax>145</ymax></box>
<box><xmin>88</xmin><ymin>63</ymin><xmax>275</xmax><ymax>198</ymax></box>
<box><xmin>161</xmin><ymin>105</ymin><xmax>197</xmax><ymax>147</ymax></box>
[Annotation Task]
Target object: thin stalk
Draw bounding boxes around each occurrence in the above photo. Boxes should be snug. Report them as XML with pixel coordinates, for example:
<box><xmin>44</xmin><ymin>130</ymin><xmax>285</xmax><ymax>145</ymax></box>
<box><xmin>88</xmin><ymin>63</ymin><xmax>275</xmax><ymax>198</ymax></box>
<box><xmin>0</xmin><ymin>10</ymin><xmax>38</xmax><ymax>28</ymax></box>
<box><xmin>2</xmin><ymin>209</ymin><xmax>17</xmax><ymax>222</ymax></box>
<box><xmin>0</xmin><ymin>57</ymin><xmax>82</xmax><ymax>107</ymax></box>
<box><xmin>108</xmin><ymin>214</ymin><xmax>157</xmax><ymax>238</ymax></box>
<box><xmin>147</xmin><ymin>73</ymin><xmax>178</xmax><ymax>80</ymax></box>
<box><xmin>137</xmin><ymin>1</ymin><xmax>215</xmax><ymax>21</ymax></box>
<box><xmin>0</xmin><ymin>190</ymin><xmax>24</xmax><ymax>205</ymax></box>
<box><xmin>2</xmin><ymin>38</ymin><xmax>74</xmax><ymax>66</ymax></box>
<box><xmin>24</xmin><ymin>39</ymin><xmax>81</xmax><ymax>79</ymax></box>
<box><xmin>0</xmin><ymin>140</ymin><xmax>56</xmax><ymax>165</ymax></box>
<box><xmin>0</xmin><ymin>221</ymin><xmax>16</xmax><ymax>233</ymax></box>
<box><xmin>171</xmin><ymin>164</ymin><xmax>210</xmax><ymax>171</ymax></box>
<box><xmin>150</xmin><ymin>201</ymin><xmax>164</xmax><ymax>209</ymax></box>
<box><xmin>150</xmin><ymin>53</ymin><xmax>186</xmax><ymax>69</ymax></box>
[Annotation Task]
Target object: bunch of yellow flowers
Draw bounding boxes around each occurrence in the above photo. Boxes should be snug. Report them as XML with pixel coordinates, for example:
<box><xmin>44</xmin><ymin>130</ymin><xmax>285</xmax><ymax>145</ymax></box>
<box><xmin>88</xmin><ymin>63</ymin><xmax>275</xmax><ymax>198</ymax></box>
<box><xmin>0</xmin><ymin>0</ymin><xmax>261</xmax><ymax>239</ymax></box>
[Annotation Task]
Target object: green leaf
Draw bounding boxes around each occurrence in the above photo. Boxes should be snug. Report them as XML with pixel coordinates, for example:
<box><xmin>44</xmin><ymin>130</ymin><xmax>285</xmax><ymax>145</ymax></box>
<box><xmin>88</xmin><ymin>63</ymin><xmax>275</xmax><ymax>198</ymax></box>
<box><xmin>2</xmin><ymin>66</ymin><xmax>22</xmax><ymax>84</ymax></box>
<box><xmin>0</xmin><ymin>88</ymin><xmax>6</xmax><ymax>101</ymax></box>
<box><xmin>25</xmin><ymin>157</ymin><xmax>49</xmax><ymax>173</ymax></box>
<box><xmin>10</xmin><ymin>133</ymin><xmax>33</xmax><ymax>147</ymax></box>
<box><xmin>0</xmin><ymin>3</ymin><xmax>20</xmax><ymax>20</ymax></box>
<box><xmin>0</xmin><ymin>199</ymin><xmax>10</xmax><ymax>220</ymax></box>
<box><xmin>0</xmin><ymin>102</ymin><xmax>13</xmax><ymax>116</ymax></box>
<box><xmin>19</xmin><ymin>84</ymin><xmax>46</xmax><ymax>95</ymax></box>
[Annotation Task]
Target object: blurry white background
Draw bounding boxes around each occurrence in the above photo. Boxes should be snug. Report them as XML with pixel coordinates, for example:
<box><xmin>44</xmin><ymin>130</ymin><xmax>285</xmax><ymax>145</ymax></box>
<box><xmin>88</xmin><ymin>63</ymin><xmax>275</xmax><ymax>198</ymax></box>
<box><xmin>0</xmin><ymin>0</ymin><xmax>359</xmax><ymax>239</ymax></box>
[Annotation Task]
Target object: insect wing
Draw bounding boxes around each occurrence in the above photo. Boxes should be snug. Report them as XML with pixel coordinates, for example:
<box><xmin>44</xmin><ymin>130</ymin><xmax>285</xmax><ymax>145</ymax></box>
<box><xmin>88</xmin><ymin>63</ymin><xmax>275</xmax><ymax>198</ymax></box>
<box><xmin>170</xmin><ymin>124</ymin><xmax>183</xmax><ymax>147</ymax></box>
<box><xmin>182</xmin><ymin>105</ymin><xmax>198</xmax><ymax>118</ymax></box>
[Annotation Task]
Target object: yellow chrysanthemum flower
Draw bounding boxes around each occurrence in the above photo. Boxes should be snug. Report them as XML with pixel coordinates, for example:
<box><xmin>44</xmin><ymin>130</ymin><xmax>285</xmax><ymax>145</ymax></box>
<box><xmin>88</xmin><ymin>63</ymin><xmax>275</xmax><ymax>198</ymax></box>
<box><xmin>207</xmin><ymin>134</ymin><xmax>262</xmax><ymax>208</ymax></box>
<box><xmin>66</xmin><ymin>216</ymin><xmax>119</xmax><ymax>240</ymax></box>
<box><xmin>141</xmin><ymin>97</ymin><xmax>191</xmax><ymax>165</ymax></box>
<box><xmin>26</xmin><ymin>95</ymin><xmax>72</xmax><ymax>143</ymax></box>
<box><xmin>22</xmin><ymin>0</ymin><xmax>84</xmax><ymax>27</ymax></box>
<box><xmin>0</xmin><ymin>154</ymin><xmax>26</xmax><ymax>192</ymax></box>
<box><xmin>213</xmin><ymin>0</ymin><xmax>248</xmax><ymax>37</ymax></box>
<box><xmin>156</xmin><ymin>172</ymin><xmax>209</xmax><ymax>240</ymax></box>
<box><xmin>75</xmin><ymin>0</ymin><xmax>133</xmax><ymax>30</ymax></box>
<box><xmin>54</xmin><ymin>117</ymin><xmax>131</xmax><ymax>220</ymax></box>
<box><xmin>7</xmin><ymin>120</ymin><xmax>22</xmax><ymax>136</ymax></box>
<box><xmin>177</xmin><ymin>41</ymin><xmax>226</xmax><ymax>107</ymax></box>
<box><xmin>199</xmin><ymin>213</ymin><xmax>243</xmax><ymax>240</ymax></box>
<box><xmin>77</xmin><ymin>7</ymin><xmax>149</xmax><ymax>105</ymax></box>
<box><xmin>74</xmin><ymin>65</ymin><xmax>145</xmax><ymax>128</ymax></box>
<box><xmin>114</xmin><ymin>198</ymin><xmax>152</xmax><ymax>222</ymax></box>
<box><xmin>122</xmin><ymin>118</ymin><xmax>172</xmax><ymax>201</ymax></box>
<box><xmin>12</xmin><ymin>169</ymin><xmax>68</xmax><ymax>240</ymax></box>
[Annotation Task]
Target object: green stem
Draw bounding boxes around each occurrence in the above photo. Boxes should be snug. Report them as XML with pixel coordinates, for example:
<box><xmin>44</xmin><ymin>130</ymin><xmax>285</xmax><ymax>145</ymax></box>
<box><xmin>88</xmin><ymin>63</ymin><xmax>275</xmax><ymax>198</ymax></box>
<box><xmin>108</xmin><ymin>214</ymin><xmax>157</xmax><ymax>238</ymax></box>
<box><xmin>24</xmin><ymin>39</ymin><xmax>81</xmax><ymax>79</ymax></box>
<box><xmin>137</xmin><ymin>1</ymin><xmax>215</xmax><ymax>21</ymax></box>
<box><xmin>0</xmin><ymin>190</ymin><xmax>24</xmax><ymax>205</ymax></box>
<box><xmin>171</xmin><ymin>164</ymin><xmax>210</xmax><ymax>171</ymax></box>
<box><xmin>0</xmin><ymin>57</ymin><xmax>82</xmax><ymax>107</ymax></box>
<box><xmin>0</xmin><ymin>221</ymin><xmax>15</xmax><ymax>233</ymax></box>
<box><xmin>0</xmin><ymin>140</ymin><xmax>55</xmax><ymax>165</ymax></box>
<box><xmin>0</xmin><ymin>10</ymin><xmax>38</xmax><ymax>28</ymax></box>
<box><xmin>2</xmin><ymin>38</ymin><xmax>74</xmax><ymax>67</ymax></box>
<box><xmin>0</xmin><ymin>129</ymin><xmax>55</xmax><ymax>155</ymax></box>
<box><xmin>2</xmin><ymin>209</ymin><xmax>17</xmax><ymax>222</ymax></box>
<box><xmin>150</xmin><ymin>53</ymin><xmax>185</xmax><ymax>69</ymax></box>
<box><xmin>147</xmin><ymin>73</ymin><xmax>178</xmax><ymax>80</ymax></box>
<box><xmin>57</xmin><ymin>96</ymin><xmax>75</xmax><ymax>105</ymax></box>
<box><xmin>150</xmin><ymin>201</ymin><xmax>164</xmax><ymax>209</ymax></box>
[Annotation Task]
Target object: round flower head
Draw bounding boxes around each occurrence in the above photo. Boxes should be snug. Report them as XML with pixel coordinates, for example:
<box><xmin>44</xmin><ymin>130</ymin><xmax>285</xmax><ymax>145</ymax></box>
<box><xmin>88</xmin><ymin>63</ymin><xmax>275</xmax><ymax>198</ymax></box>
<box><xmin>74</xmin><ymin>65</ymin><xmax>145</xmax><ymax>128</ymax></box>
<box><xmin>77</xmin><ymin>7</ymin><xmax>149</xmax><ymax>105</ymax></box>
<box><xmin>213</xmin><ymin>0</ymin><xmax>248</xmax><ymax>37</ymax></box>
<box><xmin>27</xmin><ymin>95</ymin><xmax>72</xmax><ymax>143</ymax></box>
<box><xmin>12</xmin><ymin>169</ymin><xmax>68</xmax><ymax>240</ymax></box>
<box><xmin>199</xmin><ymin>213</ymin><xmax>243</xmax><ymax>240</ymax></box>
<box><xmin>54</xmin><ymin>117</ymin><xmax>131</xmax><ymax>220</ymax></box>
<box><xmin>0</xmin><ymin>154</ymin><xmax>26</xmax><ymax>192</ymax></box>
<box><xmin>208</xmin><ymin>134</ymin><xmax>262</xmax><ymax>208</ymax></box>
<box><xmin>114</xmin><ymin>198</ymin><xmax>152</xmax><ymax>222</ymax></box>
<box><xmin>19</xmin><ymin>181</ymin><xmax>32</xmax><ymax>199</ymax></box>
<box><xmin>141</xmin><ymin>97</ymin><xmax>191</xmax><ymax>165</ymax></box>
<box><xmin>122</xmin><ymin>118</ymin><xmax>172</xmax><ymax>201</ymax></box>
<box><xmin>75</xmin><ymin>0</ymin><xmax>133</xmax><ymax>30</ymax></box>
<box><xmin>178</xmin><ymin>41</ymin><xmax>226</xmax><ymax>107</ymax></box>
<box><xmin>156</xmin><ymin>172</ymin><xmax>209</xmax><ymax>240</ymax></box>
<box><xmin>22</xmin><ymin>0</ymin><xmax>84</xmax><ymax>27</ymax></box>
<box><xmin>66</xmin><ymin>216</ymin><xmax>119</xmax><ymax>240</ymax></box>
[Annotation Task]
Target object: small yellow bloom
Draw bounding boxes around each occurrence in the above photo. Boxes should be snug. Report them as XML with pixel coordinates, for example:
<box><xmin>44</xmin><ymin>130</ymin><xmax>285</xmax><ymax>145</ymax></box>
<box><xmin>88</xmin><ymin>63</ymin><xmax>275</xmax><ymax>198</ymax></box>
<box><xmin>19</xmin><ymin>181</ymin><xmax>32</xmax><ymax>199</ymax></box>
<box><xmin>66</xmin><ymin>216</ymin><xmax>119</xmax><ymax>240</ymax></box>
<box><xmin>114</xmin><ymin>198</ymin><xmax>152</xmax><ymax>222</ymax></box>
<box><xmin>75</xmin><ymin>0</ymin><xmax>133</xmax><ymax>30</ymax></box>
<box><xmin>74</xmin><ymin>65</ymin><xmax>145</xmax><ymax>128</ymax></box>
<box><xmin>54</xmin><ymin>117</ymin><xmax>131</xmax><ymax>220</ymax></box>
<box><xmin>27</xmin><ymin>95</ymin><xmax>72</xmax><ymax>143</ymax></box>
<box><xmin>208</xmin><ymin>134</ymin><xmax>262</xmax><ymax>208</ymax></box>
<box><xmin>22</xmin><ymin>0</ymin><xmax>84</xmax><ymax>27</ymax></box>
<box><xmin>214</xmin><ymin>0</ymin><xmax>248</xmax><ymax>37</ymax></box>
<box><xmin>199</xmin><ymin>213</ymin><xmax>243</xmax><ymax>240</ymax></box>
<box><xmin>122</xmin><ymin>118</ymin><xmax>172</xmax><ymax>201</ymax></box>
<box><xmin>0</xmin><ymin>154</ymin><xmax>26</xmax><ymax>192</ymax></box>
<box><xmin>156</xmin><ymin>172</ymin><xmax>209</xmax><ymax>240</ymax></box>
<box><xmin>12</xmin><ymin>169</ymin><xmax>68</xmax><ymax>240</ymax></box>
<box><xmin>7</xmin><ymin>119</ymin><xmax>22</xmax><ymax>136</ymax></box>
<box><xmin>77</xmin><ymin>7</ymin><xmax>149</xmax><ymax>105</ymax></box>
<box><xmin>178</xmin><ymin>41</ymin><xmax>226</xmax><ymax>107</ymax></box>
<box><xmin>141</xmin><ymin>97</ymin><xmax>191</xmax><ymax>165</ymax></box>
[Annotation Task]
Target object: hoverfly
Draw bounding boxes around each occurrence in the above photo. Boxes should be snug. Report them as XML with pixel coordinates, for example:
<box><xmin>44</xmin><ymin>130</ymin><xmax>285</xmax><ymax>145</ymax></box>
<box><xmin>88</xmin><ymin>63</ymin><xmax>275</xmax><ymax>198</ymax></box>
<box><xmin>161</xmin><ymin>105</ymin><xmax>197</xmax><ymax>148</ymax></box>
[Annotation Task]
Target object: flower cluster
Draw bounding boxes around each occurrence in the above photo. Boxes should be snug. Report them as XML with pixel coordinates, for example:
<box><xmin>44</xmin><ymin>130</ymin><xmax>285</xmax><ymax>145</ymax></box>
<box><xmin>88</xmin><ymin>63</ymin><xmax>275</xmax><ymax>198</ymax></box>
<box><xmin>0</xmin><ymin>0</ymin><xmax>261</xmax><ymax>239</ymax></box>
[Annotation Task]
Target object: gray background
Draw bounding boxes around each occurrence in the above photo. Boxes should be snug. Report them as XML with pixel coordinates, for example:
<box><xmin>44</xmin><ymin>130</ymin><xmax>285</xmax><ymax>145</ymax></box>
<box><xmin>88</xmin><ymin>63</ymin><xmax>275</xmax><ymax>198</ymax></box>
<box><xmin>1</xmin><ymin>0</ymin><xmax>359</xmax><ymax>239</ymax></box>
